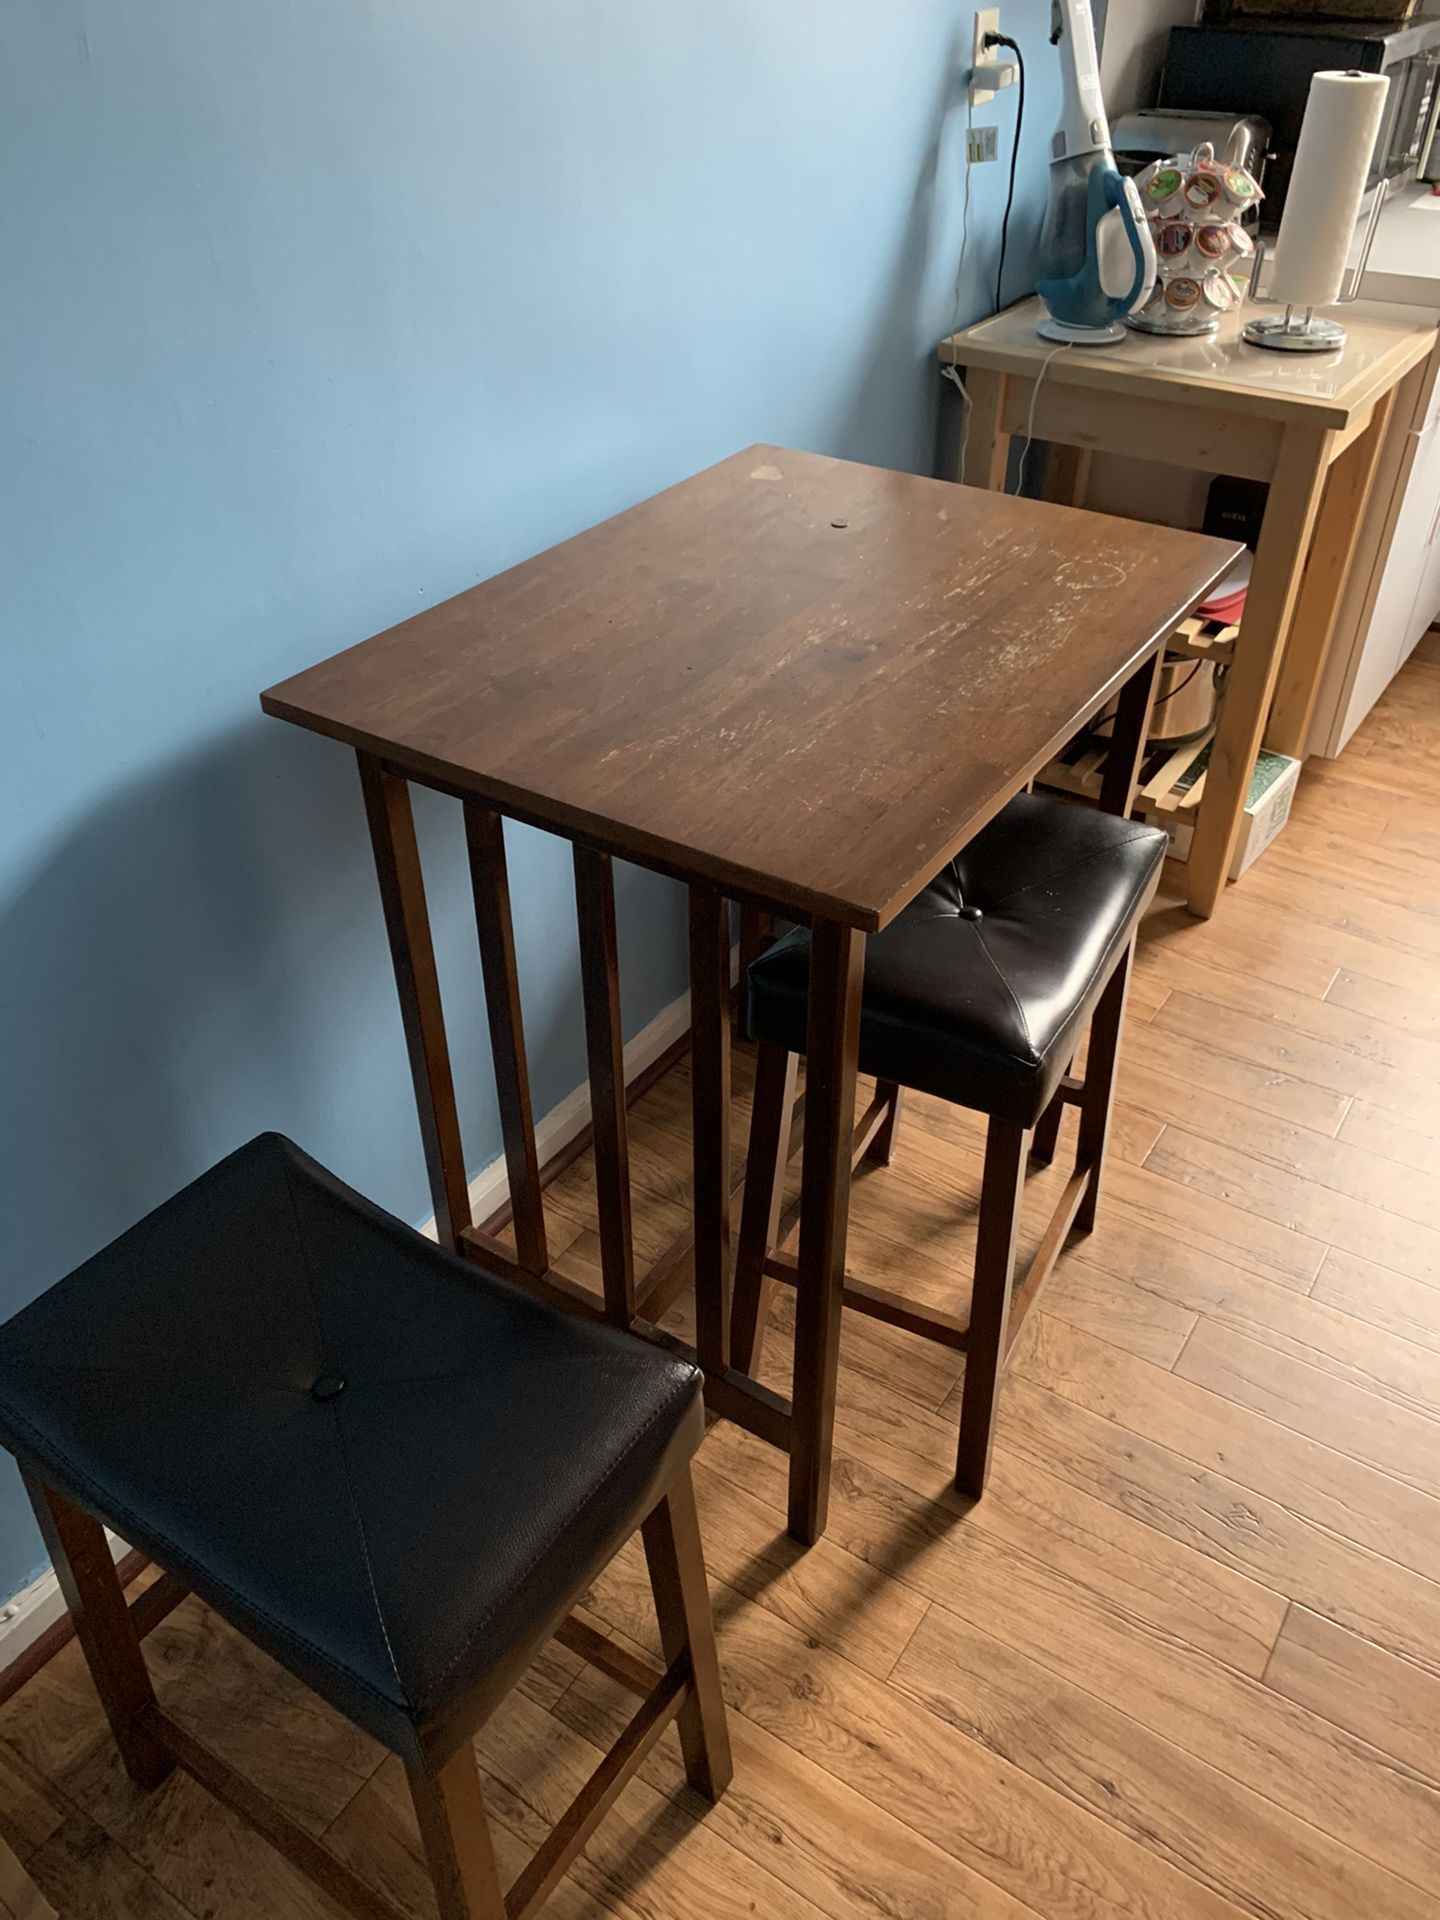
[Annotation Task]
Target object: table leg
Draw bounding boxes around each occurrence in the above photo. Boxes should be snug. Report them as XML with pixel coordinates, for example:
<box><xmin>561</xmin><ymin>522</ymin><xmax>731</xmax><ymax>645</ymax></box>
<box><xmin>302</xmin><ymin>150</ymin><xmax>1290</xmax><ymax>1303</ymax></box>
<box><xmin>357</xmin><ymin>754</ymin><xmax>472</xmax><ymax>1252</ymax></box>
<box><xmin>688</xmin><ymin>884</ymin><xmax>732</xmax><ymax>1375</ymax></box>
<box><xmin>788</xmin><ymin>920</ymin><xmax>864</xmax><ymax>1545</ymax></box>
<box><xmin>1266</xmin><ymin>394</ymin><xmax>1394</xmax><ymax>759</ymax></box>
<box><xmin>735</xmin><ymin>905</ymin><xmax>774</xmax><ymax>1038</ymax></box>
<box><xmin>959</xmin><ymin>368</ymin><xmax>1010</xmax><ymax>491</ymax></box>
<box><xmin>1186</xmin><ymin>424</ymin><xmax>1332</xmax><ymax>918</ymax></box>
<box><xmin>465</xmin><ymin>805</ymin><xmax>548</xmax><ymax>1277</ymax></box>
<box><xmin>573</xmin><ymin>847</ymin><xmax>636</xmax><ymax>1323</ymax></box>
<box><xmin>1042</xmin><ymin>442</ymin><xmax>1092</xmax><ymax>509</ymax></box>
<box><xmin>1098</xmin><ymin>649</ymin><xmax>1163</xmax><ymax>819</ymax></box>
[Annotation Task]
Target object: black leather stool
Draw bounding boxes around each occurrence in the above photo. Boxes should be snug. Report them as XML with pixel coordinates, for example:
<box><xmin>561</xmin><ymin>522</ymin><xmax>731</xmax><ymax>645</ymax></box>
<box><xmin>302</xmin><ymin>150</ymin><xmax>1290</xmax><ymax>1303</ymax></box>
<box><xmin>733</xmin><ymin>792</ymin><xmax>1167</xmax><ymax>1498</ymax></box>
<box><xmin>0</xmin><ymin>1134</ymin><xmax>730</xmax><ymax>1920</ymax></box>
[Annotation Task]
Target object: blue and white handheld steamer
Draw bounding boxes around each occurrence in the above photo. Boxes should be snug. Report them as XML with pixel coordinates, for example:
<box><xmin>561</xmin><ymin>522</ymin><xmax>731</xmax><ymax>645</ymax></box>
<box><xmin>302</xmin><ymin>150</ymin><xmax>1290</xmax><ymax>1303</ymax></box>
<box><xmin>1034</xmin><ymin>0</ymin><xmax>1156</xmax><ymax>345</ymax></box>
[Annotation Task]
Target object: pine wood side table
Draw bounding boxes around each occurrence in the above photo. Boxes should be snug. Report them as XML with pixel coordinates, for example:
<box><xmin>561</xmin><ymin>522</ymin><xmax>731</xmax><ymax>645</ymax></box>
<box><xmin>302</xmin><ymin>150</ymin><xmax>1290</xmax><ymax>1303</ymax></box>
<box><xmin>942</xmin><ymin>300</ymin><xmax>1435</xmax><ymax>917</ymax></box>
<box><xmin>262</xmin><ymin>445</ymin><xmax>1235</xmax><ymax>1544</ymax></box>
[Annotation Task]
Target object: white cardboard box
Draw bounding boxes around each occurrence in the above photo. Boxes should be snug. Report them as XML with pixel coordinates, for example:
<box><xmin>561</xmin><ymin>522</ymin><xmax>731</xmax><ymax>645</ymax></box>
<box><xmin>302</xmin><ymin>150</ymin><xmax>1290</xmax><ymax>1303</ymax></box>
<box><xmin>1147</xmin><ymin>747</ymin><xmax>1300</xmax><ymax>879</ymax></box>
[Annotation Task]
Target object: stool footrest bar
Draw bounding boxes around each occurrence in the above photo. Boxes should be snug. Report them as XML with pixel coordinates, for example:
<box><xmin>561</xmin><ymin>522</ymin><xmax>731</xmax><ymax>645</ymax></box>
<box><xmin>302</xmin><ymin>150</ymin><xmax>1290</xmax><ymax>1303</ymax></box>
<box><xmin>761</xmin><ymin>1250</ymin><xmax>971</xmax><ymax>1352</ymax></box>
<box><xmin>144</xmin><ymin>1649</ymin><xmax>692</xmax><ymax>1920</ymax></box>
<box><xmin>503</xmin><ymin>1653</ymin><xmax>689</xmax><ymax>1920</ymax></box>
<box><xmin>128</xmin><ymin>1571</ymin><xmax>189</xmax><ymax>1640</ymax></box>
<box><xmin>459</xmin><ymin>1230</ymin><xmax>608</xmax><ymax>1324</ymax></box>
<box><xmin>142</xmin><ymin>1707</ymin><xmax>407</xmax><ymax>1920</ymax></box>
<box><xmin>1007</xmin><ymin>1164</ymin><xmax>1089</xmax><ymax>1352</ymax></box>
<box><xmin>849</xmin><ymin>1093</ymin><xmax>893</xmax><ymax>1171</ymax></box>
<box><xmin>700</xmin><ymin>1367</ymin><xmax>795</xmax><ymax>1450</ymax></box>
<box><xmin>551</xmin><ymin>1615</ymin><xmax>663</xmax><ymax>1697</ymax></box>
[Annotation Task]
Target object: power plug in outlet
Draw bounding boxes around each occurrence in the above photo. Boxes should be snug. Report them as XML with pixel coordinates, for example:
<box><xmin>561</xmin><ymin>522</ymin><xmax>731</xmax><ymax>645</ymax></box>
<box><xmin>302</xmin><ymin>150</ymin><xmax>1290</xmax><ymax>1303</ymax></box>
<box><xmin>970</xmin><ymin>7</ymin><xmax>1016</xmax><ymax>106</ymax></box>
<box><xmin>967</xmin><ymin>125</ymin><xmax>999</xmax><ymax>164</ymax></box>
<box><xmin>973</xmin><ymin>7</ymin><xmax>999</xmax><ymax>70</ymax></box>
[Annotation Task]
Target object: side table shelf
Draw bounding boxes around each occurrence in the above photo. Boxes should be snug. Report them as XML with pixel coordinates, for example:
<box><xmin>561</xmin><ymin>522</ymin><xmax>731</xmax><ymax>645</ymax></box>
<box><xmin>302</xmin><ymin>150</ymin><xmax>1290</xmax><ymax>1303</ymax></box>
<box><xmin>1037</xmin><ymin>608</ymin><xmax>1302</xmax><ymax>882</ymax></box>
<box><xmin>1037</xmin><ymin>610</ymin><xmax>1237</xmax><ymax>816</ymax></box>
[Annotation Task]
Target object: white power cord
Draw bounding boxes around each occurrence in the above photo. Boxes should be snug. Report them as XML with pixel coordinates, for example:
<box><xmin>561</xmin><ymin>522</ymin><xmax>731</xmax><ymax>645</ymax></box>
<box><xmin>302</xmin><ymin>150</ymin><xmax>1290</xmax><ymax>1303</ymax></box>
<box><xmin>1013</xmin><ymin>340</ymin><xmax>1074</xmax><ymax>496</ymax></box>
<box><xmin>941</xmin><ymin>86</ymin><xmax>977</xmax><ymax>475</ymax></box>
<box><xmin>943</xmin><ymin>65</ymin><xmax>1068</xmax><ymax>498</ymax></box>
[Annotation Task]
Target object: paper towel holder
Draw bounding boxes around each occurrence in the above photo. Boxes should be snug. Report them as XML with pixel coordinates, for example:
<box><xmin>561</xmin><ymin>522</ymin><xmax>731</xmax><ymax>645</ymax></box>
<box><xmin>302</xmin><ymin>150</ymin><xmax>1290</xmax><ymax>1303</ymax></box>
<box><xmin>1241</xmin><ymin>140</ymin><xmax>1394</xmax><ymax>353</ymax></box>
<box><xmin>1242</xmin><ymin>306</ymin><xmax>1349</xmax><ymax>355</ymax></box>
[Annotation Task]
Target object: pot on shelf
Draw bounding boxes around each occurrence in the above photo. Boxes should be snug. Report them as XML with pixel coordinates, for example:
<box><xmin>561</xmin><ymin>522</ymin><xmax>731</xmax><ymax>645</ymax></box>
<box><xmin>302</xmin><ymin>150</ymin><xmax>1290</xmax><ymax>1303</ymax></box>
<box><xmin>1091</xmin><ymin>656</ymin><xmax>1223</xmax><ymax>753</ymax></box>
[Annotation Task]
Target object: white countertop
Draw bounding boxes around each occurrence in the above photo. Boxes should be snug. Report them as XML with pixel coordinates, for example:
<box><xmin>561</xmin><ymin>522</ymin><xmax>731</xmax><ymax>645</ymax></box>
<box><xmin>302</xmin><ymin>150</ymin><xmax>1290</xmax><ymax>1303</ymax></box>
<box><xmin>945</xmin><ymin>296</ymin><xmax>1433</xmax><ymax>431</ymax></box>
<box><xmin>1357</xmin><ymin>183</ymin><xmax>1440</xmax><ymax>312</ymax></box>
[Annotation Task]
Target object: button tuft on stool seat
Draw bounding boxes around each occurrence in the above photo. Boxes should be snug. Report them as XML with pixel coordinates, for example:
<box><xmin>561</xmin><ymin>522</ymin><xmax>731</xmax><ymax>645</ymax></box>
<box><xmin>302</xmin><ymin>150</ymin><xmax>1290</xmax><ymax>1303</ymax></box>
<box><xmin>0</xmin><ymin>1133</ymin><xmax>704</xmax><ymax>1770</ymax></box>
<box><xmin>748</xmin><ymin>791</ymin><xmax>1168</xmax><ymax>1128</ymax></box>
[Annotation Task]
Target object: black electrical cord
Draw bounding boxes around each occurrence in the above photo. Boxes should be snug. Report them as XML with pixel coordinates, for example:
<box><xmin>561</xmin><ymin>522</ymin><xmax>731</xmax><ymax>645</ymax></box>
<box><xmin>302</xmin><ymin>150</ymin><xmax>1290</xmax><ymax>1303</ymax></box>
<box><xmin>986</xmin><ymin>32</ymin><xmax>1026</xmax><ymax>314</ymax></box>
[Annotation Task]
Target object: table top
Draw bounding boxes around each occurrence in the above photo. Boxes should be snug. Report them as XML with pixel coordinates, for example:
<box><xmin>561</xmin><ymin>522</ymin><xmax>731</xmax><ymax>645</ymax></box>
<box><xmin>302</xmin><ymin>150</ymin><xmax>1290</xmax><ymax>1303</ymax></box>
<box><xmin>943</xmin><ymin>298</ymin><xmax>1435</xmax><ymax>432</ymax></box>
<box><xmin>262</xmin><ymin>446</ymin><xmax>1238</xmax><ymax>930</ymax></box>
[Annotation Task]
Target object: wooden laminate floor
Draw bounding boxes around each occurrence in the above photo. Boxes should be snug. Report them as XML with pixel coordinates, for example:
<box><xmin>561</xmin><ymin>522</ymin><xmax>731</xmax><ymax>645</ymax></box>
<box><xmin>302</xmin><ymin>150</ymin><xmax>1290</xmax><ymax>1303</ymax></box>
<box><xmin>4</xmin><ymin>642</ymin><xmax>1440</xmax><ymax>1920</ymax></box>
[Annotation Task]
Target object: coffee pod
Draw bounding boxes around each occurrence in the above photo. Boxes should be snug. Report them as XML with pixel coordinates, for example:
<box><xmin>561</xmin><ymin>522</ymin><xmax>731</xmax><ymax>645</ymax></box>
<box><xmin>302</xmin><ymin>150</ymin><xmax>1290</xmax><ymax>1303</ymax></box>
<box><xmin>1222</xmin><ymin>167</ymin><xmax>1261</xmax><ymax>209</ymax></box>
<box><xmin>1184</xmin><ymin>172</ymin><xmax>1222</xmax><ymax>212</ymax></box>
<box><xmin>1202</xmin><ymin>270</ymin><xmax>1236</xmax><ymax>312</ymax></box>
<box><xmin>1227</xmin><ymin>223</ymin><xmax>1255</xmax><ymax>258</ymax></box>
<box><xmin>1165</xmin><ymin>276</ymin><xmax>1202</xmax><ymax>311</ymax></box>
<box><xmin>1146</xmin><ymin>167</ymin><xmax>1184</xmax><ymax>209</ymax></box>
<box><xmin>1195</xmin><ymin>224</ymin><xmax>1231</xmax><ymax>262</ymax></box>
<box><xmin>1158</xmin><ymin>220</ymin><xmax>1193</xmax><ymax>259</ymax></box>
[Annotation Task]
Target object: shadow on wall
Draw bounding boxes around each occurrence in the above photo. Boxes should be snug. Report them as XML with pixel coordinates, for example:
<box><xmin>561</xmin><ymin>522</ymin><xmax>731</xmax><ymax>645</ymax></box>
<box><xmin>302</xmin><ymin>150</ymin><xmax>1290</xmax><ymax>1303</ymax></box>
<box><xmin>833</xmin><ymin>32</ymin><xmax>966</xmax><ymax>472</ymax></box>
<box><xmin>3</xmin><ymin>723</ymin><xmax>368</xmax><ymax>1283</ymax></box>
<box><xmin>1</xmin><ymin>724</ymin><xmax>344</xmax><ymax>1581</ymax></box>
<box><xmin>0</xmin><ymin>716</ymin><xmax>685</xmax><ymax>1587</ymax></box>
<box><xmin>0</xmin><ymin>25</ymin><xmax>1011</xmax><ymax>1294</ymax></box>
<box><xmin>0</xmin><ymin>7</ymin><xmax>1049</xmax><ymax>1600</ymax></box>
<box><xmin>835</xmin><ymin>25</ymin><xmax>1046</xmax><ymax>486</ymax></box>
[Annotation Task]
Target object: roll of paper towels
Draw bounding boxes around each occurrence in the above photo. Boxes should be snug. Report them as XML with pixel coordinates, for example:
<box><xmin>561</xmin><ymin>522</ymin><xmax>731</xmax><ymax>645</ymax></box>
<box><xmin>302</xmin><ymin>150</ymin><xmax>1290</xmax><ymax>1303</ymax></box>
<box><xmin>1269</xmin><ymin>70</ymin><xmax>1390</xmax><ymax>310</ymax></box>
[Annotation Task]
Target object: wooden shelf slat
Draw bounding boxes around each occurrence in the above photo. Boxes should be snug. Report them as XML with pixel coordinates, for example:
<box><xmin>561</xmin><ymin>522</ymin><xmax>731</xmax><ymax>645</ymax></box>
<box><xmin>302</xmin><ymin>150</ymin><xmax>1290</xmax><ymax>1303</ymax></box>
<box><xmin>1035</xmin><ymin>606</ymin><xmax>1235</xmax><ymax>814</ymax></box>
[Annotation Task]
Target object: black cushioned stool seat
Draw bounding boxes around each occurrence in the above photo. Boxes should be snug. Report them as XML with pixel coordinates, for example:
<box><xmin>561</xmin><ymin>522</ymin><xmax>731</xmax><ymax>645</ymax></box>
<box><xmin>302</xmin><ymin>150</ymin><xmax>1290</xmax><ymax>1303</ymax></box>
<box><xmin>748</xmin><ymin>791</ymin><xmax>1168</xmax><ymax>1129</ymax></box>
<box><xmin>0</xmin><ymin>1134</ymin><xmax>731</xmax><ymax>1920</ymax></box>
<box><xmin>735</xmin><ymin>791</ymin><xmax>1166</xmax><ymax>1505</ymax></box>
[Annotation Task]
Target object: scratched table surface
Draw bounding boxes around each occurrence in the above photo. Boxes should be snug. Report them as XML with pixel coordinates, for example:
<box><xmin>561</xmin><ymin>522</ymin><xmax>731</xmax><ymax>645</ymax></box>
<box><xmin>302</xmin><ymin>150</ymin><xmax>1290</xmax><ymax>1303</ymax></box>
<box><xmin>262</xmin><ymin>445</ymin><xmax>1237</xmax><ymax>931</ymax></box>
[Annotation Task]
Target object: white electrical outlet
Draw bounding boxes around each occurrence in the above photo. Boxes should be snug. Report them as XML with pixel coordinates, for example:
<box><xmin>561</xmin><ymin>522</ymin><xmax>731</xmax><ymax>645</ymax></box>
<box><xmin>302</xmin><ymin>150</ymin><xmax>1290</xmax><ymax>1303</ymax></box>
<box><xmin>970</xmin><ymin>7</ymin><xmax>1016</xmax><ymax>107</ymax></box>
<box><xmin>973</xmin><ymin>7</ymin><xmax>999</xmax><ymax>68</ymax></box>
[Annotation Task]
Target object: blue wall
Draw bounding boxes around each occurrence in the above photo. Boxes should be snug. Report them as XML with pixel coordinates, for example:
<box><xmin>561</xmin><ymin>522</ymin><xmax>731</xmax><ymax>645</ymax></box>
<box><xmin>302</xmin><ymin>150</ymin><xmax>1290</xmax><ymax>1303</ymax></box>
<box><xmin>0</xmin><ymin>2</ymin><xmax>1059</xmax><ymax>1603</ymax></box>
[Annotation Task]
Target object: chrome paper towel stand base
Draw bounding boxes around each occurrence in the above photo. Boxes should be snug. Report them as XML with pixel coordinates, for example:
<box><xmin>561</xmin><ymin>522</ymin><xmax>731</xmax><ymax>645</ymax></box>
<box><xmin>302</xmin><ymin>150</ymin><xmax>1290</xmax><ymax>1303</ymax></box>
<box><xmin>1242</xmin><ymin>305</ymin><xmax>1349</xmax><ymax>353</ymax></box>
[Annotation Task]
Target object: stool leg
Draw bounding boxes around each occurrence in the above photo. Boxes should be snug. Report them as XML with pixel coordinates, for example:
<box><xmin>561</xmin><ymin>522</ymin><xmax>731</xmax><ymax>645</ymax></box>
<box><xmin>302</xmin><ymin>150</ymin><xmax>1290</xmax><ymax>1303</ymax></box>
<box><xmin>954</xmin><ymin>1120</ymin><xmax>1027</xmax><ymax>1500</ymax></box>
<box><xmin>641</xmin><ymin>1466</ymin><xmax>732</xmax><ymax>1803</ymax></box>
<box><xmin>731</xmin><ymin>1042</ymin><xmax>798</xmax><ymax>1375</ymax></box>
<box><xmin>736</xmin><ymin>906</ymin><xmax>775</xmax><ymax>1039</ymax></box>
<box><xmin>408</xmin><ymin>1745</ymin><xmax>507</xmax><ymax>1920</ymax></box>
<box><xmin>866</xmin><ymin>1082</ymin><xmax>905</xmax><ymax>1167</ymax></box>
<box><xmin>23</xmin><ymin>1476</ymin><xmax>173</xmax><ymax>1791</ymax></box>
<box><xmin>1074</xmin><ymin>938</ymin><xmax>1135</xmax><ymax>1235</ymax></box>
<box><xmin>1029</xmin><ymin>1089</ymin><xmax>1065</xmax><ymax>1168</ymax></box>
<box><xmin>1029</xmin><ymin>1052</ymin><xmax>1072</xmax><ymax>1169</ymax></box>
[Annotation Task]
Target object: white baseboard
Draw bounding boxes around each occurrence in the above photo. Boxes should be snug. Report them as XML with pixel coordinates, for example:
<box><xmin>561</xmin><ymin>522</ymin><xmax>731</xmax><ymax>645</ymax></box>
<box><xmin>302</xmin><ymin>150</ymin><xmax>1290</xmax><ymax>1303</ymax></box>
<box><xmin>420</xmin><ymin>957</ymin><xmax>727</xmax><ymax>1240</ymax></box>
<box><xmin>0</xmin><ymin>1530</ymin><xmax>129</xmax><ymax>1671</ymax></box>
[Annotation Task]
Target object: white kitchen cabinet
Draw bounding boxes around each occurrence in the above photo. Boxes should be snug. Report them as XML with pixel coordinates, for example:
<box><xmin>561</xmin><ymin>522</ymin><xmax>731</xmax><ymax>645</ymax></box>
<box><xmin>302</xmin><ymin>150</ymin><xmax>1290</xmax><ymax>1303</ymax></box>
<box><xmin>1312</xmin><ymin>325</ymin><xmax>1440</xmax><ymax>757</ymax></box>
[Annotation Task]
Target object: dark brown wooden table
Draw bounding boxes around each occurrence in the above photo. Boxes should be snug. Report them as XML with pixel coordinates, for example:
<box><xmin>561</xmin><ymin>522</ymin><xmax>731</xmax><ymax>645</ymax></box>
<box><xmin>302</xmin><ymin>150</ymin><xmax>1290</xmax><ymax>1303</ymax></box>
<box><xmin>262</xmin><ymin>445</ymin><xmax>1237</xmax><ymax>1544</ymax></box>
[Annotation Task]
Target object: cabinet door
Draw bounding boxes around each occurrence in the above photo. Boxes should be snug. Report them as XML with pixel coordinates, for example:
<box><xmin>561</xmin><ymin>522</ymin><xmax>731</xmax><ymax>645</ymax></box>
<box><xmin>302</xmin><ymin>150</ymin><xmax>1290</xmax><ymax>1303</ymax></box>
<box><xmin>1404</xmin><ymin>467</ymin><xmax>1440</xmax><ymax>662</ymax></box>
<box><xmin>1338</xmin><ymin>416</ymin><xmax>1440</xmax><ymax>748</ymax></box>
